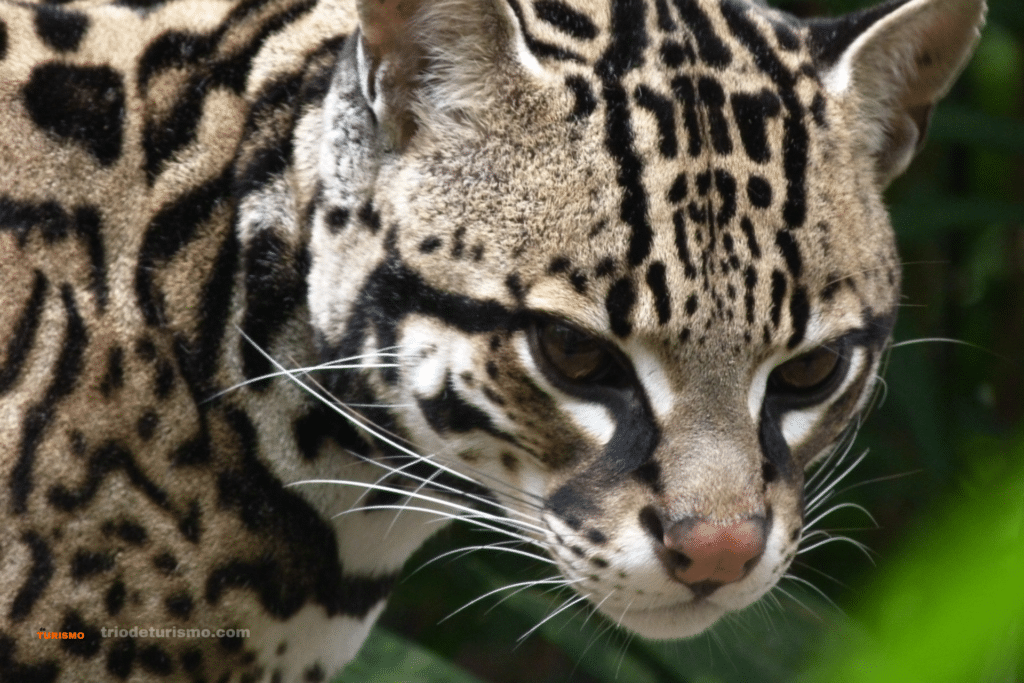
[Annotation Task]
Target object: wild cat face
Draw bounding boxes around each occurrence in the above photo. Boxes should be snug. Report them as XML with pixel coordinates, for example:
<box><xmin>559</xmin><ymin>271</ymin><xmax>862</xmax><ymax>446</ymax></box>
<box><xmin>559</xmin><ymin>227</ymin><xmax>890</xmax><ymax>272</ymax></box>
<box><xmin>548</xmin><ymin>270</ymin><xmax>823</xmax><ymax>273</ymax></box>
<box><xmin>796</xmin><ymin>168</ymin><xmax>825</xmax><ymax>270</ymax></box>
<box><xmin>306</xmin><ymin>0</ymin><xmax>984</xmax><ymax>637</ymax></box>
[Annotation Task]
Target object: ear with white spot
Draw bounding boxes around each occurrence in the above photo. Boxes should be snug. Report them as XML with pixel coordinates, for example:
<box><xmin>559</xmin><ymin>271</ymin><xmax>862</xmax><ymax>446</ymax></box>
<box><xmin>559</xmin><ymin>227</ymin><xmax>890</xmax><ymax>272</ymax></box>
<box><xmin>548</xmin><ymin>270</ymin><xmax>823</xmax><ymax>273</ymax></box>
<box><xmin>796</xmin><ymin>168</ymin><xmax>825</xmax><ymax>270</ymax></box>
<box><xmin>357</xmin><ymin>0</ymin><xmax>510</xmax><ymax>149</ymax></box>
<box><xmin>811</xmin><ymin>0</ymin><xmax>986</xmax><ymax>186</ymax></box>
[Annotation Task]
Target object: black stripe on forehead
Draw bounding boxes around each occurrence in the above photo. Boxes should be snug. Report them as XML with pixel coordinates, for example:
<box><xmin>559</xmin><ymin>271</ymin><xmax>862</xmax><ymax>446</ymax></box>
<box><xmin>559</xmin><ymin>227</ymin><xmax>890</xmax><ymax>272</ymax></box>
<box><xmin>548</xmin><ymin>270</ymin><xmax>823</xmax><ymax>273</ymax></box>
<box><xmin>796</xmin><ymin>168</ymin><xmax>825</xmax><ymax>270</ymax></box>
<box><xmin>719</xmin><ymin>1</ymin><xmax>809</xmax><ymax>229</ymax></box>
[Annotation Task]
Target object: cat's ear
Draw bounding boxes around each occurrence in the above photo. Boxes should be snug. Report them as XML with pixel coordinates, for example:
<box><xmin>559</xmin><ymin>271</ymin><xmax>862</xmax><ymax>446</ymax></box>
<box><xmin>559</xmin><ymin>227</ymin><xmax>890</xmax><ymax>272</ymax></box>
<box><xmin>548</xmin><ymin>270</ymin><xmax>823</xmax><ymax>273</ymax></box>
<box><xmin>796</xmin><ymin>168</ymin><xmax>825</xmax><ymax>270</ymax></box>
<box><xmin>357</xmin><ymin>0</ymin><xmax>508</xmax><ymax>149</ymax></box>
<box><xmin>810</xmin><ymin>0</ymin><xmax>986</xmax><ymax>186</ymax></box>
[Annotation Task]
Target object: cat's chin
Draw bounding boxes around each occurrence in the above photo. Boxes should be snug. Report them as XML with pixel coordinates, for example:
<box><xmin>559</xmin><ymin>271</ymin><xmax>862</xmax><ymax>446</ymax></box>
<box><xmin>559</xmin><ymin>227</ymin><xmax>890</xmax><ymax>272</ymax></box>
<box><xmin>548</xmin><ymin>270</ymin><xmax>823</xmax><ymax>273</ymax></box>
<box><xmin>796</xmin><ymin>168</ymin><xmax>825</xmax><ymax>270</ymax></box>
<box><xmin>595</xmin><ymin>598</ymin><xmax>726</xmax><ymax>640</ymax></box>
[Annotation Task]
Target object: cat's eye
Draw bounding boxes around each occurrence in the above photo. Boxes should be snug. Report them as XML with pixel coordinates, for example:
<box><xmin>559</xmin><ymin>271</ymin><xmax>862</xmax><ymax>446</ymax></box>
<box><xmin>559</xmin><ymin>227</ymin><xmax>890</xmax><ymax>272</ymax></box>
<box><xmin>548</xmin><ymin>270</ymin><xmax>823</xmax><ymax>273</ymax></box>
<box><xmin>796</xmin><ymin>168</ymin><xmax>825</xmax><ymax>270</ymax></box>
<box><xmin>769</xmin><ymin>341</ymin><xmax>847</xmax><ymax>396</ymax></box>
<box><xmin>531</xmin><ymin>320</ymin><xmax>617</xmax><ymax>384</ymax></box>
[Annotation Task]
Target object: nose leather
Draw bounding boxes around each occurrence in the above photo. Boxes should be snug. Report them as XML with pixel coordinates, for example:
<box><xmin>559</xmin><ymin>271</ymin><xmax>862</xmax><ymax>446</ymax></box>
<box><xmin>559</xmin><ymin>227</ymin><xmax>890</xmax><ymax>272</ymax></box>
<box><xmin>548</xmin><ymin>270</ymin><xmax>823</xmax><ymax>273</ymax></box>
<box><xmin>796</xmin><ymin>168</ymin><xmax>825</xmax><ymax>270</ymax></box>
<box><xmin>663</xmin><ymin>517</ymin><xmax>767</xmax><ymax>585</ymax></box>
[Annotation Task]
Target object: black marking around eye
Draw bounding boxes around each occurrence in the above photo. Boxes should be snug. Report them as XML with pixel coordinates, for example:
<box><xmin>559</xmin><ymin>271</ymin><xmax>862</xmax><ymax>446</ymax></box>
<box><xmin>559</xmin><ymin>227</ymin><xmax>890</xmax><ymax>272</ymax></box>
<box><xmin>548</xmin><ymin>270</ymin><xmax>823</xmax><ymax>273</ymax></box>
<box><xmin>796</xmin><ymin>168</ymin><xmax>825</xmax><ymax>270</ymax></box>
<box><xmin>731</xmin><ymin>90</ymin><xmax>782</xmax><ymax>163</ymax></box>
<box><xmin>606</xmin><ymin>277</ymin><xmax>635</xmax><ymax>337</ymax></box>
<box><xmin>634</xmin><ymin>85</ymin><xmax>677</xmax><ymax>158</ymax></box>
<box><xmin>645</xmin><ymin>262</ymin><xmax>671</xmax><ymax>325</ymax></box>
<box><xmin>534</xmin><ymin>0</ymin><xmax>597</xmax><ymax>40</ymax></box>
<box><xmin>720</xmin><ymin>3</ymin><xmax>808</xmax><ymax>228</ymax></box>
<box><xmin>34</xmin><ymin>6</ymin><xmax>89</xmax><ymax>52</ymax></box>
<box><xmin>565</xmin><ymin>75</ymin><xmax>597</xmax><ymax>121</ymax></box>
<box><xmin>697</xmin><ymin>77</ymin><xmax>732</xmax><ymax>154</ymax></box>
<box><xmin>671</xmin><ymin>0</ymin><xmax>731</xmax><ymax>67</ymax></box>
<box><xmin>673</xmin><ymin>211</ymin><xmax>697</xmax><ymax>278</ymax></box>
<box><xmin>23</xmin><ymin>63</ymin><xmax>125</xmax><ymax>166</ymax></box>
<box><xmin>775</xmin><ymin>230</ymin><xmax>803</xmax><ymax>277</ymax></box>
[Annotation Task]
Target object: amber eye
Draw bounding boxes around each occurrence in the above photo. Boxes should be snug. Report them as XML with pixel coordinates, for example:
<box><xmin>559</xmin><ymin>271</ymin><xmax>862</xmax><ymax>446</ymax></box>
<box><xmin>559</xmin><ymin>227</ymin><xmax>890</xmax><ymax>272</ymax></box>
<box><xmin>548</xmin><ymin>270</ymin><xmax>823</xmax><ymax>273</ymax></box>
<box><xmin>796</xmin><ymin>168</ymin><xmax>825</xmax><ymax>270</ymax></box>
<box><xmin>533</xmin><ymin>320</ymin><xmax>614</xmax><ymax>383</ymax></box>
<box><xmin>769</xmin><ymin>343</ymin><xmax>845</xmax><ymax>394</ymax></box>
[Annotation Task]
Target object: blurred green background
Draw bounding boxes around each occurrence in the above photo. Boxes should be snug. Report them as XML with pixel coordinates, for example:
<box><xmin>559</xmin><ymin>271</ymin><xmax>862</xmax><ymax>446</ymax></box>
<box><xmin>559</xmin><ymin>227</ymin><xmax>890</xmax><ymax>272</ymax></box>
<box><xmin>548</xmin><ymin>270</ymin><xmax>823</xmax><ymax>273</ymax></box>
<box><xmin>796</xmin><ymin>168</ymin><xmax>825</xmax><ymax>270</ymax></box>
<box><xmin>338</xmin><ymin>0</ymin><xmax>1024</xmax><ymax>680</ymax></box>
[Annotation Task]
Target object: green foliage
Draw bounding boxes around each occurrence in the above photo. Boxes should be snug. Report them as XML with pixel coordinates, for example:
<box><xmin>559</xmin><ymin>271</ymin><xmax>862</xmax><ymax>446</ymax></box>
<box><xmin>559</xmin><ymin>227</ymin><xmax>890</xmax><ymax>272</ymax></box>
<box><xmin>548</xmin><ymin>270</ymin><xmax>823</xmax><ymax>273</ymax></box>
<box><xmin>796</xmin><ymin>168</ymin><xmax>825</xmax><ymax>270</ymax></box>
<box><xmin>339</xmin><ymin>0</ymin><xmax>1024</xmax><ymax>680</ymax></box>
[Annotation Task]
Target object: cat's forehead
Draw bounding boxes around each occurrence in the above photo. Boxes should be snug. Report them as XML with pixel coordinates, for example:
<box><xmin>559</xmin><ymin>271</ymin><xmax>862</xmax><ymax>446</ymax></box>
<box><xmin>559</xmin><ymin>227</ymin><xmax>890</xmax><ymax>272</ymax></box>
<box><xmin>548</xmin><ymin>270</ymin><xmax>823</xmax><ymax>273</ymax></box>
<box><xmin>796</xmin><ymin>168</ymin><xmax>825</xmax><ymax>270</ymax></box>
<box><xmin>393</xmin><ymin>0</ymin><xmax>898</xmax><ymax>354</ymax></box>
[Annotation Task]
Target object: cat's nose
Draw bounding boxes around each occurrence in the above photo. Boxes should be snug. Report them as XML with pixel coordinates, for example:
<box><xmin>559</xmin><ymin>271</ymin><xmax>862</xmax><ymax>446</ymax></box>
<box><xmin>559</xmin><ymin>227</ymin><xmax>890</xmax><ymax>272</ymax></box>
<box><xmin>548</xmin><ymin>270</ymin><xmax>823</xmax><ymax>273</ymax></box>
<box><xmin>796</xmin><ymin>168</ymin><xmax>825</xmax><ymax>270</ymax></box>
<box><xmin>641</xmin><ymin>508</ymin><xmax>768</xmax><ymax>597</ymax></box>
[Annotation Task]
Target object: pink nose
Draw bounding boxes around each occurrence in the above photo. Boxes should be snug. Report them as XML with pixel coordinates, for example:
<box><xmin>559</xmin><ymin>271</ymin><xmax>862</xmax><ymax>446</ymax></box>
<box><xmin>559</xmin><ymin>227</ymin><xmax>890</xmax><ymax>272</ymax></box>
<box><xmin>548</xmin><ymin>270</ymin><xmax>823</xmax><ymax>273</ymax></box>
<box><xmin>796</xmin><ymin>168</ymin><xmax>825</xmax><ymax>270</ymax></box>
<box><xmin>662</xmin><ymin>517</ymin><xmax>767</xmax><ymax>587</ymax></box>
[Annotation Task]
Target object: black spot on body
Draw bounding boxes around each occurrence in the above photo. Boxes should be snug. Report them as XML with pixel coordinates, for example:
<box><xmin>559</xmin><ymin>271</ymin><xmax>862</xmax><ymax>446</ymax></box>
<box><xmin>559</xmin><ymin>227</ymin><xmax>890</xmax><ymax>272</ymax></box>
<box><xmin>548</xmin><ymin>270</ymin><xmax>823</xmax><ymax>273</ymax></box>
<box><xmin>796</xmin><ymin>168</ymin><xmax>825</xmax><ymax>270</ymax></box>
<box><xmin>304</xmin><ymin>663</ymin><xmax>325</xmax><ymax>682</ymax></box>
<box><xmin>138</xmin><ymin>644</ymin><xmax>174</xmax><ymax>675</ymax></box>
<box><xmin>731</xmin><ymin>90</ymin><xmax>781</xmax><ymax>163</ymax></box>
<box><xmin>787</xmin><ymin>286</ymin><xmax>809</xmax><ymax>349</ymax></box>
<box><xmin>769</xmin><ymin>270</ymin><xmax>786</xmax><ymax>328</ymax></box>
<box><xmin>418</xmin><ymin>235</ymin><xmax>442</xmax><ymax>253</ymax></box>
<box><xmin>634</xmin><ymin>85</ymin><xmax>678</xmax><ymax>157</ymax></box>
<box><xmin>775</xmin><ymin>230</ymin><xmax>803</xmax><ymax>277</ymax></box>
<box><xmin>586</xmin><ymin>529</ymin><xmax>608</xmax><ymax>544</ymax></box>
<box><xmin>165</xmin><ymin>592</ymin><xmax>194</xmax><ymax>619</ymax></box>
<box><xmin>99</xmin><ymin>347</ymin><xmax>124</xmax><ymax>396</ymax></box>
<box><xmin>59</xmin><ymin>611</ymin><xmax>101</xmax><ymax>658</ymax></box>
<box><xmin>106</xmin><ymin>637</ymin><xmax>135</xmax><ymax>678</ymax></box>
<box><xmin>181</xmin><ymin>648</ymin><xmax>203</xmax><ymax>672</ymax></box>
<box><xmin>34</xmin><ymin>6</ymin><xmax>89</xmax><ymax>52</ymax></box>
<box><xmin>645</xmin><ymin>262</ymin><xmax>671</xmax><ymax>324</ymax></box>
<box><xmin>668</xmin><ymin>174</ymin><xmax>688</xmax><ymax>203</ymax></box>
<box><xmin>747</xmin><ymin>176</ymin><xmax>772</xmax><ymax>208</ymax></box>
<box><xmin>106</xmin><ymin>580</ymin><xmax>126</xmax><ymax>615</ymax></box>
<box><xmin>565</xmin><ymin>75</ymin><xmax>597</xmax><ymax>121</ymax></box>
<box><xmin>672</xmin><ymin>0</ymin><xmax>731</xmax><ymax>66</ymax></box>
<box><xmin>697</xmin><ymin>77</ymin><xmax>732</xmax><ymax>153</ymax></box>
<box><xmin>325</xmin><ymin>207</ymin><xmax>349</xmax><ymax>232</ymax></box>
<box><xmin>660</xmin><ymin>40</ymin><xmax>692</xmax><ymax>67</ymax></box>
<box><xmin>9</xmin><ymin>531</ymin><xmax>54</xmax><ymax>621</ymax></box>
<box><xmin>136</xmin><ymin>170</ymin><xmax>232</xmax><ymax>326</ymax></box>
<box><xmin>23</xmin><ymin>63</ymin><xmax>124</xmax><ymax>165</ymax></box>
<box><xmin>0</xmin><ymin>21</ymin><xmax>7</xmax><ymax>61</ymax></box>
<box><xmin>534</xmin><ymin>0</ymin><xmax>597</xmax><ymax>40</ymax></box>
<box><xmin>240</xmin><ymin>230</ymin><xmax>306</xmax><ymax>386</ymax></box>
<box><xmin>713</xmin><ymin>169</ymin><xmax>737</xmax><ymax>226</ymax></box>
<box><xmin>606</xmin><ymin>278</ymin><xmax>635</xmax><ymax>337</ymax></box>
<box><xmin>505</xmin><ymin>0</ymin><xmax>584</xmax><ymax>62</ymax></box>
<box><xmin>357</xmin><ymin>201</ymin><xmax>380</xmax><ymax>233</ymax></box>
<box><xmin>71</xmin><ymin>550</ymin><xmax>114</xmax><ymax>580</ymax></box>
<box><xmin>673</xmin><ymin>211</ymin><xmax>696</xmax><ymax>279</ymax></box>
<box><xmin>11</xmin><ymin>286</ymin><xmax>86</xmax><ymax>515</ymax></box>
<box><xmin>671</xmin><ymin>76</ymin><xmax>701</xmax><ymax>156</ymax></box>
<box><xmin>0</xmin><ymin>271</ymin><xmax>47</xmax><ymax>397</ymax></box>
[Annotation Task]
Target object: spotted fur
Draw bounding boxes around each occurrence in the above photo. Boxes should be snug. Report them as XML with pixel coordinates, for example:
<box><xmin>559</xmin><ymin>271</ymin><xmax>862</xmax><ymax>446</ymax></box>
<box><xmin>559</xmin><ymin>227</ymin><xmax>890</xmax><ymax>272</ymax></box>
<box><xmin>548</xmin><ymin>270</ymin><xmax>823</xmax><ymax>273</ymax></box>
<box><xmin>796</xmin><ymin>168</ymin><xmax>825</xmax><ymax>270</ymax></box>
<box><xmin>0</xmin><ymin>0</ymin><xmax>984</xmax><ymax>680</ymax></box>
